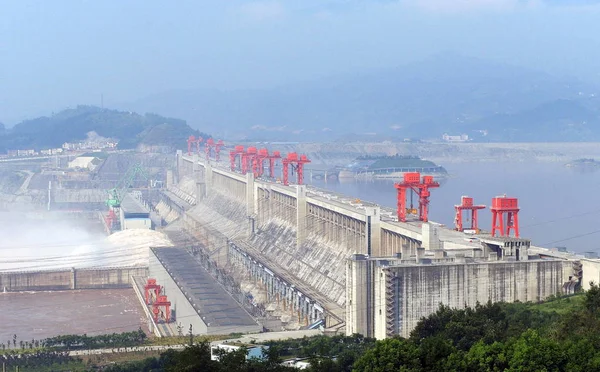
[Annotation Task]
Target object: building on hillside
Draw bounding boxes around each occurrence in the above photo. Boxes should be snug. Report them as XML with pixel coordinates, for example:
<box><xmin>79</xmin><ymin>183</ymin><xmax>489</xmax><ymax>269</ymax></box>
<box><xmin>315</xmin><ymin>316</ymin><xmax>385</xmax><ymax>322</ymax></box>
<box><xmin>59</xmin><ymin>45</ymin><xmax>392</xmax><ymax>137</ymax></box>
<box><xmin>62</xmin><ymin>140</ymin><xmax>118</xmax><ymax>151</ymax></box>
<box><xmin>41</xmin><ymin>148</ymin><xmax>64</xmax><ymax>155</ymax></box>
<box><xmin>16</xmin><ymin>149</ymin><xmax>36</xmax><ymax>156</ymax></box>
<box><xmin>67</xmin><ymin>156</ymin><xmax>102</xmax><ymax>171</ymax></box>
<box><xmin>442</xmin><ymin>133</ymin><xmax>469</xmax><ymax>142</ymax></box>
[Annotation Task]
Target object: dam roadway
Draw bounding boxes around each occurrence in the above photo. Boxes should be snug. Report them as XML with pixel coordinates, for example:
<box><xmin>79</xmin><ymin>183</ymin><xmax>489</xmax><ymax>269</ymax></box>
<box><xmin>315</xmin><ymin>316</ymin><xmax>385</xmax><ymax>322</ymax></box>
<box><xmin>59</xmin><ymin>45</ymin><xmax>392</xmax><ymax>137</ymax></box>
<box><xmin>158</xmin><ymin>151</ymin><xmax>591</xmax><ymax>337</ymax></box>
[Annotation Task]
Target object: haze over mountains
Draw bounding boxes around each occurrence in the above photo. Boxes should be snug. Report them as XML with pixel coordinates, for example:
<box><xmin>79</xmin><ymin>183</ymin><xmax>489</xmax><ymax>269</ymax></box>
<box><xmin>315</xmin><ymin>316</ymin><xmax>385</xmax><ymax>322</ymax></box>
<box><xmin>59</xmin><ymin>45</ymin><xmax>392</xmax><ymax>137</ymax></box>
<box><xmin>119</xmin><ymin>53</ymin><xmax>600</xmax><ymax>142</ymax></box>
<box><xmin>1</xmin><ymin>53</ymin><xmax>599</xmax><ymax>148</ymax></box>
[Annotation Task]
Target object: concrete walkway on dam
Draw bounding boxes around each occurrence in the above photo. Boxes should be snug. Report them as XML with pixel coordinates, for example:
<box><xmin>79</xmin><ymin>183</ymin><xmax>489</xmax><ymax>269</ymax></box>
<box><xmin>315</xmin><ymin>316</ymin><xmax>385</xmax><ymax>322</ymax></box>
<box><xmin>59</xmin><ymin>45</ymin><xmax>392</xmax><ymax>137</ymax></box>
<box><xmin>151</xmin><ymin>247</ymin><xmax>262</xmax><ymax>335</ymax></box>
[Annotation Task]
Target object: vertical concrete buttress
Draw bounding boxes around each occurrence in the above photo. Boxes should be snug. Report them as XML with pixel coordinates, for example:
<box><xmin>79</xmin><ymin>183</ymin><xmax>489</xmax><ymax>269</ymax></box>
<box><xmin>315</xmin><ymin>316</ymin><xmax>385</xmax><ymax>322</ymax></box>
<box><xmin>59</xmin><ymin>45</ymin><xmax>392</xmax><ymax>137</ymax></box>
<box><xmin>346</xmin><ymin>254</ymin><xmax>370</xmax><ymax>337</ymax></box>
<box><xmin>246</xmin><ymin>172</ymin><xmax>255</xmax><ymax>215</ymax></box>
<box><xmin>193</xmin><ymin>159</ymin><xmax>203</xmax><ymax>201</ymax></box>
<box><xmin>296</xmin><ymin>185</ymin><xmax>307</xmax><ymax>248</ymax></box>
<box><xmin>166</xmin><ymin>170</ymin><xmax>173</xmax><ymax>190</ymax></box>
<box><xmin>365</xmin><ymin>207</ymin><xmax>381</xmax><ymax>255</ymax></box>
<box><xmin>205</xmin><ymin>163</ymin><xmax>213</xmax><ymax>195</ymax></box>
<box><xmin>246</xmin><ymin>173</ymin><xmax>256</xmax><ymax>236</ymax></box>
<box><xmin>175</xmin><ymin>150</ymin><xmax>182</xmax><ymax>184</ymax></box>
<box><xmin>70</xmin><ymin>268</ymin><xmax>76</xmax><ymax>290</ymax></box>
<box><xmin>421</xmin><ymin>222</ymin><xmax>441</xmax><ymax>250</ymax></box>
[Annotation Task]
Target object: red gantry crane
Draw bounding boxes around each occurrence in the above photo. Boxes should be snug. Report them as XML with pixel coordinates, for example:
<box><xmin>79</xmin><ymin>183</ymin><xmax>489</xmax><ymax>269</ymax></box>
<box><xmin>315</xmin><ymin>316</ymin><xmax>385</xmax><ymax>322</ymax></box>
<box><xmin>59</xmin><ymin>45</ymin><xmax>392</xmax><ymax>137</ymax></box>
<box><xmin>454</xmin><ymin>196</ymin><xmax>486</xmax><ymax>233</ymax></box>
<box><xmin>144</xmin><ymin>278</ymin><xmax>162</xmax><ymax>305</ymax></box>
<box><xmin>186</xmin><ymin>135</ymin><xmax>203</xmax><ymax>156</ymax></box>
<box><xmin>214</xmin><ymin>139</ymin><xmax>224</xmax><ymax>161</ymax></box>
<box><xmin>394</xmin><ymin>172</ymin><xmax>440</xmax><ymax>222</ymax></box>
<box><xmin>268</xmin><ymin>150</ymin><xmax>282</xmax><ymax>179</ymax></box>
<box><xmin>242</xmin><ymin>147</ymin><xmax>258</xmax><ymax>175</ymax></box>
<box><xmin>491</xmin><ymin>195</ymin><xmax>520</xmax><ymax>238</ymax></box>
<box><xmin>254</xmin><ymin>148</ymin><xmax>270</xmax><ymax>178</ymax></box>
<box><xmin>152</xmin><ymin>295</ymin><xmax>172</xmax><ymax>323</ymax></box>
<box><xmin>204</xmin><ymin>138</ymin><xmax>214</xmax><ymax>161</ymax></box>
<box><xmin>282</xmin><ymin>152</ymin><xmax>310</xmax><ymax>185</ymax></box>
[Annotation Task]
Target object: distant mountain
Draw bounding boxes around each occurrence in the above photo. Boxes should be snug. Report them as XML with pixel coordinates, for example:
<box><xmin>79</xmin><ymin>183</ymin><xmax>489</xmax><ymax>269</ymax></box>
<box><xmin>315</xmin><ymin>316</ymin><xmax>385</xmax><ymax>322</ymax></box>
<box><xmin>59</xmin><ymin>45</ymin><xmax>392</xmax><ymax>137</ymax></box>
<box><xmin>464</xmin><ymin>99</ymin><xmax>600</xmax><ymax>142</ymax></box>
<box><xmin>119</xmin><ymin>53</ymin><xmax>600</xmax><ymax>142</ymax></box>
<box><xmin>0</xmin><ymin>106</ymin><xmax>207</xmax><ymax>151</ymax></box>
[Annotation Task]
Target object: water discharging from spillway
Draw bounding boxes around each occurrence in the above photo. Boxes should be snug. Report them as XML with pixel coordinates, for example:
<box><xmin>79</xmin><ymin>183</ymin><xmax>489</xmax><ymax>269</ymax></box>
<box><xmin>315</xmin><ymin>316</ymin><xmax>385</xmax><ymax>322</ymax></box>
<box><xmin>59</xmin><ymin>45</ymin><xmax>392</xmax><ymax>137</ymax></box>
<box><xmin>0</xmin><ymin>213</ymin><xmax>172</xmax><ymax>271</ymax></box>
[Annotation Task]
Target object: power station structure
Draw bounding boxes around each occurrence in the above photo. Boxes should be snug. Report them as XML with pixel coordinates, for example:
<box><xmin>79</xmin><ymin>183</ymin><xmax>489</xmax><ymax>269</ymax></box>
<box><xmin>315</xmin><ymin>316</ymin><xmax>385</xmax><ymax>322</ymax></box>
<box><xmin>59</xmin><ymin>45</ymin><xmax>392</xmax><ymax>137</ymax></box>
<box><xmin>162</xmin><ymin>149</ymin><xmax>579</xmax><ymax>339</ymax></box>
<box><xmin>454</xmin><ymin>196</ymin><xmax>486</xmax><ymax>233</ymax></box>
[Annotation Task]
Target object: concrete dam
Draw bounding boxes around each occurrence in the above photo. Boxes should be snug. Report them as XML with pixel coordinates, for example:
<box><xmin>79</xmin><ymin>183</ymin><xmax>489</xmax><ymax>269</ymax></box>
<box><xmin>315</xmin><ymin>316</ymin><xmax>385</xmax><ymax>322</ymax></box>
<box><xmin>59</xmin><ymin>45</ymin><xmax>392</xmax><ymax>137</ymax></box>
<box><xmin>164</xmin><ymin>151</ymin><xmax>583</xmax><ymax>339</ymax></box>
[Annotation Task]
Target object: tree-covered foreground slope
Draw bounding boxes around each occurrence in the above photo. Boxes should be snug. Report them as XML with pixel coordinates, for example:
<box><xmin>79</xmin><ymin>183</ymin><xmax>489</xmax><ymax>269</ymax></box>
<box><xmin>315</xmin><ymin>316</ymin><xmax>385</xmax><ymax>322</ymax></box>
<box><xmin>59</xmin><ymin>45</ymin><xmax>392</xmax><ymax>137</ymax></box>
<box><xmin>97</xmin><ymin>284</ymin><xmax>600</xmax><ymax>372</ymax></box>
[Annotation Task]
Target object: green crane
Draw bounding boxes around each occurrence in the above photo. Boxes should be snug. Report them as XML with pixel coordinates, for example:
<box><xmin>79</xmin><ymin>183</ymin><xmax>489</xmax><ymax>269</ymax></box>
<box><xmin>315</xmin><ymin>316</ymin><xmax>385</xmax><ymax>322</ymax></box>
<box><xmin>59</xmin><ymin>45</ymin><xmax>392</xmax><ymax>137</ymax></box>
<box><xmin>105</xmin><ymin>163</ymin><xmax>149</xmax><ymax>208</ymax></box>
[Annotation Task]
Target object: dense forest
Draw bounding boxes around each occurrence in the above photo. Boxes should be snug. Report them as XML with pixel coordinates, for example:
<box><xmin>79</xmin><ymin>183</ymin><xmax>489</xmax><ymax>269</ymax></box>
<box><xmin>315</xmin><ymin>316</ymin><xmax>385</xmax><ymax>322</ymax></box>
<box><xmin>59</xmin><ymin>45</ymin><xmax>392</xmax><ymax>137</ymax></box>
<box><xmin>100</xmin><ymin>284</ymin><xmax>600</xmax><ymax>372</ymax></box>
<box><xmin>0</xmin><ymin>106</ymin><xmax>209</xmax><ymax>151</ymax></box>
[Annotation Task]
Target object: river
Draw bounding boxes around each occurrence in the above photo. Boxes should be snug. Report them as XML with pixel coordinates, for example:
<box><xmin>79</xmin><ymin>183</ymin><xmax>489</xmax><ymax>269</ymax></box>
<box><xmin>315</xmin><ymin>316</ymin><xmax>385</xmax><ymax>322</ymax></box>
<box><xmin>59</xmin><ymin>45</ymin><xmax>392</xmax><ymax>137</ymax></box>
<box><xmin>308</xmin><ymin>161</ymin><xmax>600</xmax><ymax>254</ymax></box>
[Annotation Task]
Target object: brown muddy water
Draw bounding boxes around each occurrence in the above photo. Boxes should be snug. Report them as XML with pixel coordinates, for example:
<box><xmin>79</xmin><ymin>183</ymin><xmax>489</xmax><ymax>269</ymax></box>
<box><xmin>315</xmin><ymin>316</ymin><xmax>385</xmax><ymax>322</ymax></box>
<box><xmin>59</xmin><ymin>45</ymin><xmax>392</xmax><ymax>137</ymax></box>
<box><xmin>0</xmin><ymin>289</ymin><xmax>148</xmax><ymax>343</ymax></box>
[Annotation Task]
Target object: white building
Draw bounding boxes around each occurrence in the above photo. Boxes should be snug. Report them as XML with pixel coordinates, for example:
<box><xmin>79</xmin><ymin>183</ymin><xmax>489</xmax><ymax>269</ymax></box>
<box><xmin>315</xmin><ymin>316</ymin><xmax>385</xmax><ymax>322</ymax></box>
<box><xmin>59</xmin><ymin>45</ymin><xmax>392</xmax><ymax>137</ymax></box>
<box><xmin>442</xmin><ymin>133</ymin><xmax>469</xmax><ymax>142</ymax></box>
<box><xmin>210</xmin><ymin>343</ymin><xmax>268</xmax><ymax>361</ymax></box>
<box><xmin>67</xmin><ymin>156</ymin><xmax>102</xmax><ymax>171</ymax></box>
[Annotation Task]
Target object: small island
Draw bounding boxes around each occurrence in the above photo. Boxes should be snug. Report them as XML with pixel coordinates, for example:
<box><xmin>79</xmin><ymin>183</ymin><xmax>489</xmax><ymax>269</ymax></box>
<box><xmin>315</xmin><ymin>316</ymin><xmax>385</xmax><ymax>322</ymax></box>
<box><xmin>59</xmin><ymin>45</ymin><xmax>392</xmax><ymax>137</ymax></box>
<box><xmin>565</xmin><ymin>158</ymin><xmax>600</xmax><ymax>168</ymax></box>
<box><xmin>339</xmin><ymin>154</ymin><xmax>447</xmax><ymax>180</ymax></box>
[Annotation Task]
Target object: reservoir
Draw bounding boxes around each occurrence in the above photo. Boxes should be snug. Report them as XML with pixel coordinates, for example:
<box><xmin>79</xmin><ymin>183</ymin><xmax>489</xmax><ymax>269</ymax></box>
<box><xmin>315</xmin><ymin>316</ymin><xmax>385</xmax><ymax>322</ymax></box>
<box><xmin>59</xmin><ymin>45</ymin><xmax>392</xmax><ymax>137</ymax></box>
<box><xmin>310</xmin><ymin>161</ymin><xmax>600</xmax><ymax>253</ymax></box>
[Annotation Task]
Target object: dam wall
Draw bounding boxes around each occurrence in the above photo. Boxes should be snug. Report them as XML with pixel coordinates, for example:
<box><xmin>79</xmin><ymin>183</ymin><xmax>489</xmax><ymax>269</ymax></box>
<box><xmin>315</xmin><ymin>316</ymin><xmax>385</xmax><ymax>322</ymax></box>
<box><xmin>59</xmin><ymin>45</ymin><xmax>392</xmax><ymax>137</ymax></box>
<box><xmin>175</xmin><ymin>153</ymin><xmax>578</xmax><ymax>336</ymax></box>
<box><xmin>0</xmin><ymin>267</ymin><xmax>148</xmax><ymax>291</ymax></box>
<box><xmin>177</xmin><ymin>155</ymin><xmax>400</xmax><ymax>312</ymax></box>
<box><xmin>373</xmin><ymin>259</ymin><xmax>573</xmax><ymax>338</ymax></box>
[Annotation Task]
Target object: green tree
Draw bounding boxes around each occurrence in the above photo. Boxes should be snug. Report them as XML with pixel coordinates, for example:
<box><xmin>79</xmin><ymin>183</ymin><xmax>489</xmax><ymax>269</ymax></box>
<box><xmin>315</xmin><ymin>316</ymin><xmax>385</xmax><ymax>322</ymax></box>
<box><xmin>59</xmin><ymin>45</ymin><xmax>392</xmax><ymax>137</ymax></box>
<box><xmin>166</xmin><ymin>342</ymin><xmax>214</xmax><ymax>372</ymax></box>
<box><xmin>418</xmin><ymin>335</ymin><xmax>456</xmax><ymax>371</ymax></box>
<box><xmin>460</xmin><ymin>341</ymin><xmax>509</xmax><ymax>372</ymax></box>
<box><xmin>508</xmin><ymin>329</ymin><xmax>566</xmax><ymax>371</ymax></box>
<box><xmin>353</xmin><ymin>338</ymin><xmax>420</xmax><ymax>372</ymax></box>
<box><xmin>585</xmin><ymin>282</ymin><xmax>600</xmax><ymax>315</ymax></box>
<box><xmin>562</xmin><ymin>338</ymin><xmax>600</xmax><ymax>372</ymax></box>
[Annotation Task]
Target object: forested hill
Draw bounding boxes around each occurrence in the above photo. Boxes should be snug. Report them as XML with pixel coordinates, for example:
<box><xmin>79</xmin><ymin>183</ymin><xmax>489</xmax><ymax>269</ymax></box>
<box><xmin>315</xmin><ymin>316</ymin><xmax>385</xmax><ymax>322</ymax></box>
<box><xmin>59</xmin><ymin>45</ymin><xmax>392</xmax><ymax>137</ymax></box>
<box><xmin>0</xmin><ymin>106</ymin><xmax>208</xmax><ymax>151</ymax></box>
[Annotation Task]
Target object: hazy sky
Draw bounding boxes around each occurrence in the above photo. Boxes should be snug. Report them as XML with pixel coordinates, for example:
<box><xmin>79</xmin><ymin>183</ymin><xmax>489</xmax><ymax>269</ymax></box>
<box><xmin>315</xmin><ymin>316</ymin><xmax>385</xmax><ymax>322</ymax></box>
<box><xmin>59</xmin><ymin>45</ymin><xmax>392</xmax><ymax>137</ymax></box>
<box><xmin>1</xmin><ymin>0</ymin><xmax>600</xmax><ymax>125</ymax></box>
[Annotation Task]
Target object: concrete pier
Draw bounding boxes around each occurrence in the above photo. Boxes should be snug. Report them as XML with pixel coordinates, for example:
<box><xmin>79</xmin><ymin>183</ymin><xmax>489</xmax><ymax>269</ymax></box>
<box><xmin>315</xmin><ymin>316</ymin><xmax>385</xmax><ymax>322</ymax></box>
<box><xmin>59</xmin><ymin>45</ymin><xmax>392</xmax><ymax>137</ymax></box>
<box><xmin>0</xmin><ymin>267</ymin><xmax>148</xmax><ymax>291</ymax></box>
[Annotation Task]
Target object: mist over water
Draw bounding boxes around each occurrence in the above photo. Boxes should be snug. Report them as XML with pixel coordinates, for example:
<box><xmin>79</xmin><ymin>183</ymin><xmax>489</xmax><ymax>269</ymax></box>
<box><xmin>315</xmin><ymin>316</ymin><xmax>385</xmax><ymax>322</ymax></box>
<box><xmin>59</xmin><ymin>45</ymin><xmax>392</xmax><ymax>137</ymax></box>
<box><xmin>310</xmin><ymin>161</ymin><xmax>600</xmax><ymax>254</ymax></box>
<box><xmin>0</xmin><ymin>214</ymin><xmax>165</xmax><ymax>271</ymax></box>
<box><xmin>0</xmin><ymin>214</ymin><xmax>108</xmax><ymax>271</ymax></box>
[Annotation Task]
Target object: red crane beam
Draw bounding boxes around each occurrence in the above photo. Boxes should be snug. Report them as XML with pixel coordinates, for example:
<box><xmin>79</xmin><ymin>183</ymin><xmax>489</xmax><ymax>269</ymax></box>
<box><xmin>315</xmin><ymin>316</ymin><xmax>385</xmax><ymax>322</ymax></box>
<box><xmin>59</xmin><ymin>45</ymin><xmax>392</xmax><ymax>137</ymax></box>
<box><xmin>144</xmin><ymin>278</ymin><xmax>161</xmax><ymax>305</ymax></box>
<box><xmin>152</xmin><ymin>295</ymin><xmax>172</xmax><ymax>323</ymax></box>
<box><xmin>282</xmin><ymin>153</ymin><xmax>310</xmax><ymax>185</ymax></box>
<box><xmin>394</xmin><ymin>173</ymin><xmax>439</xmax><ymax>222</ymax></box>
<box><xmin>454</xmin><ymin>196</ymin><xmax>486</xmax><ymax>232</ymax></box>
<box><xmin>491</xmin><ymin>196</ymin><xmax>520</xmax><ymax>238</ymax></box>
